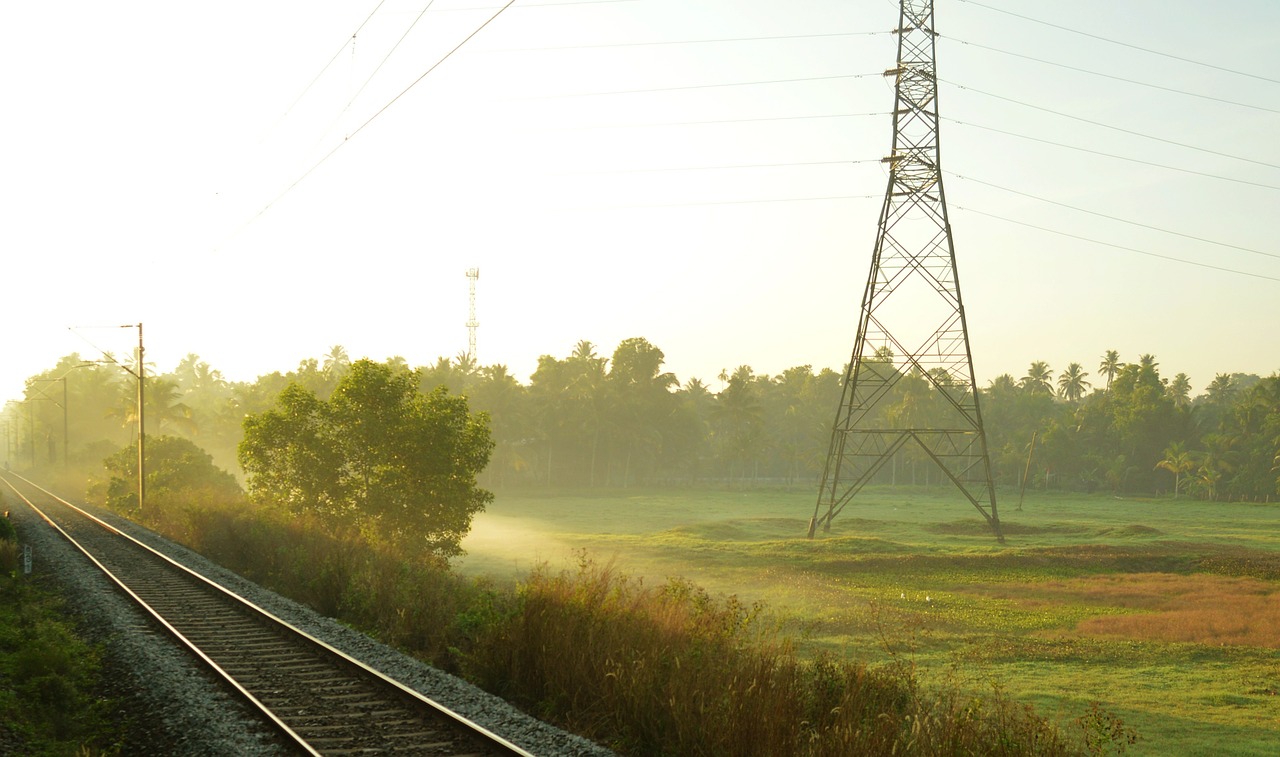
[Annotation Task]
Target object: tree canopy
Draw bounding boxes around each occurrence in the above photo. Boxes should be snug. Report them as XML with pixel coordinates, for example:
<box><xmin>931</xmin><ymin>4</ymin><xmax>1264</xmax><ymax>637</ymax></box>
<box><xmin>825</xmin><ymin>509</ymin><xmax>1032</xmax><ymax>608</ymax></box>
<box><xmin>6</xmin><ymin>342</ymin><xmax>1279</xmax><ymax>507</ymax></box>
<box><xmin>238</xmin><ymin>359</ymin><xmax>494</xmax><ymax>556</ymax></box>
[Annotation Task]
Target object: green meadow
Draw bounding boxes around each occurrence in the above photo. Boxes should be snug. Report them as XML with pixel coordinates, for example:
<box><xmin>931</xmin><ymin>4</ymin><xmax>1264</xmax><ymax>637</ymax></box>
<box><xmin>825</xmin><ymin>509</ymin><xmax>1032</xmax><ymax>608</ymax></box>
<box><xmin>458</xmin><ymin>487</ymin><xmax>1280</xmax><ymax>756</ymax></box>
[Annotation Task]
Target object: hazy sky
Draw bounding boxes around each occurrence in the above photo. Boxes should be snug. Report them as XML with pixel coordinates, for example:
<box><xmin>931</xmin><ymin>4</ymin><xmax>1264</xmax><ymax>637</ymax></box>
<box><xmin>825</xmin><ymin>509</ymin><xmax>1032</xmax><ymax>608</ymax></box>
<box><xmin>2</xmin><ymin>0</ymin><xmax>1277</xmax><ymax>403</ymax></box>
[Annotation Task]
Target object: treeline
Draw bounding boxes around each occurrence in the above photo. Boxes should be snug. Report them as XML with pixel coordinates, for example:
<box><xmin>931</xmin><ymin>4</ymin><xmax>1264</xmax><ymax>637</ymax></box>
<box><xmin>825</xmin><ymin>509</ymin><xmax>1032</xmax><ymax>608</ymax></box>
<box><xmin>6</xmin><ymin>341</ymin><xmax>1279</xmax><ymax>501</ymax></box>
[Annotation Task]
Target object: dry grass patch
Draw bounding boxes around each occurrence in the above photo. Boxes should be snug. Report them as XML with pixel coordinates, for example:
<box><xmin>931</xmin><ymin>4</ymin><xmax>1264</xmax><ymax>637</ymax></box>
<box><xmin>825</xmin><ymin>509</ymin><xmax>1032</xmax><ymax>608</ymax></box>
<box><xmin>978</xmin><ymin>573</ymin><xmax>1280</xmax><ymax>647</ymax></box>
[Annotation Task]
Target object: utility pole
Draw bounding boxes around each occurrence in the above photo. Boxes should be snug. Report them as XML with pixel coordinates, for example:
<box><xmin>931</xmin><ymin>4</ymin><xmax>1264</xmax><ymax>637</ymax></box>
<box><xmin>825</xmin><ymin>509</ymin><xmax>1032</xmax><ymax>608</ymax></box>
<box><xmin>135</xmin><ymin>323</ymin><xmax>145</xmax><ymax>512</ymax></box>
<box><xmin>67</xmin><ymin>323</ymin><xmax>145</xmax><ymax>509</ymax></box>
<box><xmin>811</xmin><ymin>0</ymin><xmax>1001</xmax><ymax>541</ymax></box>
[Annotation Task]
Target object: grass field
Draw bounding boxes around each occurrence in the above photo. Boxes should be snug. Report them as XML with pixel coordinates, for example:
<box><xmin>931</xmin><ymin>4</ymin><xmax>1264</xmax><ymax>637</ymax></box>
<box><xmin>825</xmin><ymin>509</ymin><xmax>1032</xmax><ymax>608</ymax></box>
<box><xmin>457</xmin><ymin>487</ymin><xmax>1280</xmax><ymax>756</ymax></box>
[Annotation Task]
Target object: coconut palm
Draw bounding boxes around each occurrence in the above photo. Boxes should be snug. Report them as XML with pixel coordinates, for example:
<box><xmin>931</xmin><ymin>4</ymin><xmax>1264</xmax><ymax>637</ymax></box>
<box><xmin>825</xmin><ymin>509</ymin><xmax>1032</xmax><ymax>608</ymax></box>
<box><xmin>1056</xmin><ymin>363</ymin><xmax>1091</xmax><ymax>403</ymax></box>
<box><xmin>322</xmin><ymin>345</ymin><xmax>351</xmax><ymax>380</ymax></box>
<box><xmin>1098</xmin><ymin>350</ymin><xmax>1121</xmax><ymax>391</ymax></box>
<box><xmin>1167</xmin><ymin>373</ymin><xmax>1192</xmax><ymax>408</ymax></box>
<box><xmin>1154</xmin><ymin>441</ymin><xmax>1195</xmax><ymax>498</ymax></box>
<box><xmin>1020</xmin><ymin>361</ymin><xmax>1054</xmax><ymax>396</ymax></box>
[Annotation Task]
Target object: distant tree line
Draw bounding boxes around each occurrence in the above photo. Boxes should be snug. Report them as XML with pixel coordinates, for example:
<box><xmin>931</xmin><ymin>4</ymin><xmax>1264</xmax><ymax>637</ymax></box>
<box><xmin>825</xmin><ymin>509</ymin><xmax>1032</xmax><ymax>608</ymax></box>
<box><xmin>5</xmin><ymin>341</ymin><xmax>1279</xmax><ymax>502</ymax></box>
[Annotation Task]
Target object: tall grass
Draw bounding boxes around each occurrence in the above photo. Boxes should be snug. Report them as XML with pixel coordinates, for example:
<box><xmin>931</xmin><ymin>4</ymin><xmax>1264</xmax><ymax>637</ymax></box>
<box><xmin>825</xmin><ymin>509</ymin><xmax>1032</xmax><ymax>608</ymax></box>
<box><xmin>461</xmin><ymin>556</ymin><xmax>1078</xmax><ymax>756</ymax></box>
<box><xmin>114</xmin><ymin>493</ymin><xmax>1119</xmax><ymax>755</ymax></box>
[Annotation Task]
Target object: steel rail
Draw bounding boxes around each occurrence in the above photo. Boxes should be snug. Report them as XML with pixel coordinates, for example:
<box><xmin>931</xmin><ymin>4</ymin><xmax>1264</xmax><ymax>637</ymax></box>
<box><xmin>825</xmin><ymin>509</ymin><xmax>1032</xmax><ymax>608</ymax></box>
<box><xmin>1</xmin><ymin>471</ymin><xmax>535</xmax><ymax>757</ymax></box>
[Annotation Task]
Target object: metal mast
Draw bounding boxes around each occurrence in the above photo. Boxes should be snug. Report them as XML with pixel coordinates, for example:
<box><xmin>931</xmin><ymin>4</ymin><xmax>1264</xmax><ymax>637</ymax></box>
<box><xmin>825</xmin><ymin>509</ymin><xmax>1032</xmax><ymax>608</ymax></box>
<box><xmin>810</xmin><ymin>0</ymin><xmax>1001</xmax><ymax>540</ymax></box>
<box><xmin>465</xmin><ymin>268</ymin><xmax>480</xmax><ymax>362</ymax></box>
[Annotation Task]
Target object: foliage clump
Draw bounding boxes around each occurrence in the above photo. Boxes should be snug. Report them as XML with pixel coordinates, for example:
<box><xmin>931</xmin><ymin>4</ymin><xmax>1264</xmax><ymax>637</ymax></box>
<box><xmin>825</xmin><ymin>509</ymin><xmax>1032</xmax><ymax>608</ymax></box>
<box><xmin>239</xmin><ymin>359</ymin><xmax>494</xmax><ymax>557</ymax></box>
<box><xmin>97</xmin><ymin>434</ymin><xmax>242</xmax><ymax>512</ymax></box>
<box><xmin>0</xmin><ymin>512</ymin><xmax>116</xmax><ymax>753</ymax></box>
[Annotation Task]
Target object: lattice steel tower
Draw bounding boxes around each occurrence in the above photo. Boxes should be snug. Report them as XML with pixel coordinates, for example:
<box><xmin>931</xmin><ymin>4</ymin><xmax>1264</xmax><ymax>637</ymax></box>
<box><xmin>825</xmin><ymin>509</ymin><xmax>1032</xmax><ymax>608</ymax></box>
<box><xmin>809</xmin><ymin>0</ymin><xmax>1001</xmax><ymax>540</ymax></box>
<box><xmin>465</xmin><ymin>267</ymin><xmax>480</xmax><ymax>362</ymax></box>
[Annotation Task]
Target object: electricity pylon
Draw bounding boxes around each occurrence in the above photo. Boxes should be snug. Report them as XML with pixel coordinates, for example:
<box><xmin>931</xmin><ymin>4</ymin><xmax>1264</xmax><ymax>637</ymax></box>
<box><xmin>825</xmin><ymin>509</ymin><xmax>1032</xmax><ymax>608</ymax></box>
<box><xmin>809</xmin><ymin>0</ymin><xmax>1001</xmax><ymax>541</ymax></box>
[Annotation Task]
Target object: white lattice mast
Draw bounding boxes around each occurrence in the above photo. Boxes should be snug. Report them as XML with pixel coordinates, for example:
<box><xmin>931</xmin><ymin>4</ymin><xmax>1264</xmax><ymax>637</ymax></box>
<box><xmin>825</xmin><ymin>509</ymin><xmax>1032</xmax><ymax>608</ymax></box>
<box><xmin>810</xmin><ymin>0</ymin><xmax>1001</xmax><ymax>541</ymax></box>
<box><xmin>465</xmin><ymin>268</ymin><xmax>480</xmax><ymax>362</ymax></box>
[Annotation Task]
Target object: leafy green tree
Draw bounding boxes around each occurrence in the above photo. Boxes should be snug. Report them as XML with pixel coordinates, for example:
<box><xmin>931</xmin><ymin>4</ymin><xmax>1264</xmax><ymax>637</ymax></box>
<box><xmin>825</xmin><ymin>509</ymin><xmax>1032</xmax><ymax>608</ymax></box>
<box><xmin>1211</xmin><ymin>375</ymin><xmax>1280</xmax><ymax>500</ymax></box>
<box><xmin>1107</xmin><ymin>362</ymin><xmax>1188</xmax><ymax>492</ymax></box>
<box><xmin>663</xmin><ymin>378</ymin><xmax>715</xmax><ymax>483</ymax></box>
<box><xmin>240</xmin><ymin>360</ymin><xmax>493</xmax><ymax>555</ymax></box>
<box><xmin>468</xmin><ymin>363</ymin><xmax>531</xmax><ymax>487</ymax></box>
<box><xmin>238</xmin><ymin>383</ymin><xmax>346</xmax><ymax>519</ymax></box>
<box><xmin>711</xmin><ymin>366</ymin><xmax>764</xmax><ymax>485</ymax></box>
<box><xmin>101</xmin><ymin>435</ymin><xmax>241</xmax><ymax>511</ymax></box>
<box><xmin>606</xmin><ymin>337</ymin><xmax>677</xmax><ymax>486</ymax></box>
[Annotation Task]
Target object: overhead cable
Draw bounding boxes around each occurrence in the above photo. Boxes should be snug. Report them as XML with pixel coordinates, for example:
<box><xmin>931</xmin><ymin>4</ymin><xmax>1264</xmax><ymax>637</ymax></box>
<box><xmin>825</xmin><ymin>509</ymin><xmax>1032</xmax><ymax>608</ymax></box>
<box><xmin>269</xmin><ymin>0</ymin><xmax>390</xmax><ymax>134</ymax></box>
<box><xmin>944</xmin><ymin>36</ymin><xmax>1280</xmax><ymax>115</ymax></box>
<box><xmin>954</xmin><ymin>205</ymin><xmax>1280</xmax><ymax>283</ymax></box>
<box><xmin>941</xmin><ymin>79</ymin><xmax>1280</xmax><ymax>171</ymax></box>
<box><xmin>955</xmin><ymin>0</ymin><xmax>1280</xmax><ymax>86</ymax></box>
<box><xmin>945</xmin><ymin>171</ymin><xmax>1280</xmax><ymax>261</ymax></box>
<box><xmin>519</xmin><ymin>72</ymin><xmax>882</xmax><ymax>99</ymax></box>
<box><xmin>231</xmin><ymin>0</ymin><xmax>517</xmax><ymax>241</ymax></box>
<box><xmin>484</xmin><ymin>30</ymin><xmax>887</xmax><ymax>52</ymax></box>
<box><xmin>946</xmin><ymin>118</ymin><xmax>1280</xmax><ymax>193</ymax></box>
<box><xmin>544</xmin><ymin>112</ymin><xmax>889</xmax><ymax>131</ymax></box>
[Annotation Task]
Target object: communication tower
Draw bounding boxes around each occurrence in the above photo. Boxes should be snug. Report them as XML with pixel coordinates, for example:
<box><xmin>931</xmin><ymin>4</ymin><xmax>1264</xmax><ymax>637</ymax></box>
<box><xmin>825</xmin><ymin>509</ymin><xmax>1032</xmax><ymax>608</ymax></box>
<box><xmin>810</xmin><ymin>0</ymin><xmax>1001</xmax><ymax>540</ymax></box>
<box><xmin>465</xmin><ymin>268</ymin><xmax>480</xmax><ymax>362</ymax></box>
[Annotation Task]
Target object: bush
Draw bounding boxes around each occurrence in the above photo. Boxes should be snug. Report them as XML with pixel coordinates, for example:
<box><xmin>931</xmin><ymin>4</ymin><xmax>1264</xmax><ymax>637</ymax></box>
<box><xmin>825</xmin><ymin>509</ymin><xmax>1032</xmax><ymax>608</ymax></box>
<box><xmin>0</xmin><ymin>577</ymin><xmax>111</xmax><ymax>750</ymax></box>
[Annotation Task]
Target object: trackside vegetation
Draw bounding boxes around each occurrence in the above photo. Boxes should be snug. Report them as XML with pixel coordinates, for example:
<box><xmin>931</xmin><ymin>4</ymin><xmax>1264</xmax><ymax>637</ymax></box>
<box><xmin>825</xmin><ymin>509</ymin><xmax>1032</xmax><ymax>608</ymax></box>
<box><xmin>0</xmin><ymin>509</ymin><xmax>119</xmax><ymax>755</ymax></box>
<box><xmin>96</xmin><ymin>492</ymin><xmax>1112</xmax><ymax>756</ymax></box>
<box><xmin>2</xmin><ymin>342</ymin><xmax>1275</xmax><ymax>754</ymax></box>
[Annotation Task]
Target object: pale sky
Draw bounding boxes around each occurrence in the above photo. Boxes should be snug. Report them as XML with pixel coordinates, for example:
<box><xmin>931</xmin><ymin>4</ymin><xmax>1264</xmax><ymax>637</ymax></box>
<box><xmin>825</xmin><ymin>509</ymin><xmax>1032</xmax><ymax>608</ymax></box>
<box><xmin>2</xmin><ymin>0</ymin><xmax>1277</xmax><ymax>403</ymax></box>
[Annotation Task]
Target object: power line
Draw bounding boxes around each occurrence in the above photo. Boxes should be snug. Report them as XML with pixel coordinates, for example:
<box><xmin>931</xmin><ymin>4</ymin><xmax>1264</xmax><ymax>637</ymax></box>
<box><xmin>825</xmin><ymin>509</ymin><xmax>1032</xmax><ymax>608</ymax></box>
<box><xmin>230</xmin><ymin>0</ymin><xmax>518</xmax><ymax>242</ymax></box>
<box><xmin>941</xmin><ymin>79</ymin><xmax>1280</xmax><ymax>172</ymax></box>
<box><xmin>953</xmin><ymin>205</ymin><xmax>1280</xmax><ymax>283</ymax></box>
<box><xmin>943</xmin><ymin>36</ymin><xmax>1280</xmax><ymax>115</ymax></box>
<box><xmin>544</xmin><ymin>111</ymin><xmax>889</xmax><ymax>131</ymax></box>
<box><xmin>946</xmin><ymin>118</ymin><xmax>1280</xmax><ymax>192</ymax></box>
<box><xmin>518</xmin><ymin>72</ymin><xmax>882</xmax><ymax>99</ymax></box>
<box><xmin>954</xmin><ymin>0</ymin><xmax>1280</xmax><ymax>86</ymax></box>
<box><xmin>945</xmin><ymin>171</ymin><xmax>1280</xmax><ymax>261</ymax></box>
<box><xmin>558</xmin><ymin>159</ymin><xmax>879</xmax><ymax>175</ymax></box>
<box><xmin>564</xmin><ymin>194</ymin><xmax>880</xmax><ymax>211</ymax></box>
<box><xmin>484</xmin><ymin>30</ymin><xmax>888</xmax><ymax>52</ymax></box>
<box><xmin>268</xmin><ymin>0</ymin><xmax>390</xmax><ymax>135</ymax></box>
<box><xmin>316</xmin><ymin>0</ymin><xmax>439</xmax><ymax>144</ymax></box>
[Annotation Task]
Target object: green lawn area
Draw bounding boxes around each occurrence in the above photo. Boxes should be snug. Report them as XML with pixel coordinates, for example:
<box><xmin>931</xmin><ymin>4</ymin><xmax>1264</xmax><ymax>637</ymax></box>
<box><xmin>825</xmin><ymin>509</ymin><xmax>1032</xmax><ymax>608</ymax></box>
<box><xmin>457</xmin><ymin>487</ymin><xmax>1280</xmax><ymax>756</ymax></box>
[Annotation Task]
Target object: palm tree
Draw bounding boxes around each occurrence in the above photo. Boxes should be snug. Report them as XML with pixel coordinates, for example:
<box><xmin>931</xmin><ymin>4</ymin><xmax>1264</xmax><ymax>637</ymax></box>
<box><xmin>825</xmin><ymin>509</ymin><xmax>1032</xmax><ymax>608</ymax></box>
<box><xmin>1205</xmin><ymin>374</ymin><xmax>1237</xmax><ymax>406</ymax></box>
<box><xmin>1154</xmin><ymin>441</ymin><xmax>1195</xmax><ymax>499</ymax></box>
<box><xmin>1056</xmin><ymin>363</ymin><xmax>1091</xmax><ymax>403</ymax></box>
<box><xmin>1098</xmin><ymin>350</ymin><xmax>1120</xmax><ymax>391</ymax></box>
<box><xmin>1020</xmin><ymin>361</ymin><xmax>1054</xmax><ymax>395</ymax></box>
<box><xmin>322</xmin><ymin>345</ymin><xmax>351</xmax><ymax>380</ymax></box>
<box><xmin>1167</xmin><ymin>373</ymin><xmax>1192</xmax><ymax>408</ymax></box>
<box><xmin>1197</xmin><ymin>433</ymin><xmax>1238</xmax><ymax>501</ymax></box>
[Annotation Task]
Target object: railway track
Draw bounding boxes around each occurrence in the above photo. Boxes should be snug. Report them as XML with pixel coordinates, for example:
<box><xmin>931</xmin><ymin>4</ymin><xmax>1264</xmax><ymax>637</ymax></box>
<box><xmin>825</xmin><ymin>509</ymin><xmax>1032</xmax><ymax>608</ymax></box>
<box><xmin>1</xmin><ymin>473</ymin><xmax>537</xmax><ymax>757</ymax></box>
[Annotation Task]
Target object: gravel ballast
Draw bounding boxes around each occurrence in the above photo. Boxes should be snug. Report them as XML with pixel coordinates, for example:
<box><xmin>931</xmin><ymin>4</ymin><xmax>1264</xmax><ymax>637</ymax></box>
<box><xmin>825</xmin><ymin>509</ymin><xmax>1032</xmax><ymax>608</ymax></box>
<box><xmin>8</xmin><ymin>499</ymin><xmax>615</xmax><ymax>756</ymax></box>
